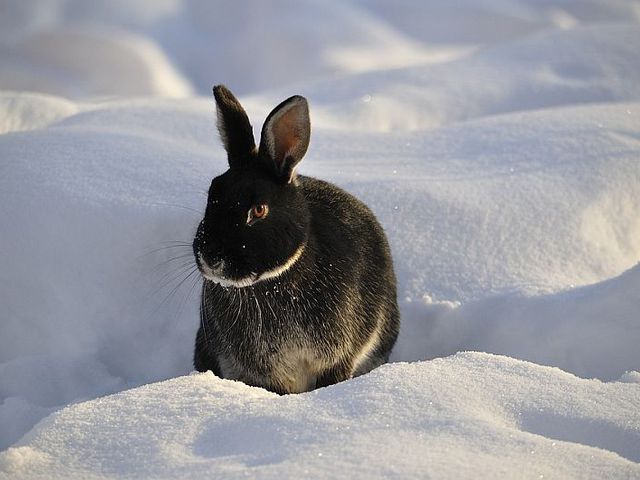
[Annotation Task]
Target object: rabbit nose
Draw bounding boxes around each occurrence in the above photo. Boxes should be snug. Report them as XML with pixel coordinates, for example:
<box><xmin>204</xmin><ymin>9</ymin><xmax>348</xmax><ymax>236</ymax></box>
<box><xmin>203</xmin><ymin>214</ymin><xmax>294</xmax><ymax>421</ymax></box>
<box><xmin>202</xmin><ymin>251</ymin><xmax>223</xmax><ymax>269</ymax></box>
<box><xmin>196</xmin><ymin>252</ymin><xmax>224</xmax><ymax>275</ymax></box>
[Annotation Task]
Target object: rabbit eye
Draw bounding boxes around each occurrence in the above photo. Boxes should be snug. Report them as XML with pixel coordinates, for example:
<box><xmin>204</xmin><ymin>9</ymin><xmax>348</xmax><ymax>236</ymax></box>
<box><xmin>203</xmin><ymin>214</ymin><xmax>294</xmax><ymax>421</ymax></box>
<box><xmin>247</xmin><ymin>204</ymin><xmax>269</xmax><ymax>224</ymax></box>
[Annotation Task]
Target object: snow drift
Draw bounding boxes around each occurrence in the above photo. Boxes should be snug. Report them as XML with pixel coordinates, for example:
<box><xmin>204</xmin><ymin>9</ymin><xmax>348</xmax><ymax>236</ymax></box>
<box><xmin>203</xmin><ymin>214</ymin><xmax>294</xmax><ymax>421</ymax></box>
<box><xmin>1</xmin><ymin>93</ymin><xmax>639</xmax><ymax>461</ymax></box>
<box><xmin>1</xmin><ymin>353</ymin><xmax>639</xmax><ymax>479</ymax></box>
<box><xmin>1</xmin><ymin>0</ymin><xmax>640</xmax><ymax>477</ymax></box>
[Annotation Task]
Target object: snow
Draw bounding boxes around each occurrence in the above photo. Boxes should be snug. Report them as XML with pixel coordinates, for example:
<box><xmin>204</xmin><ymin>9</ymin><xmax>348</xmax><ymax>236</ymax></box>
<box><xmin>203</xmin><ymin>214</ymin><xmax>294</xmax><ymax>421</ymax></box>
<box><xmin>2</xmin><ymin>354</ymin><xmax>639</xmax><ymax>479</ymax></box>
<box><xmin>396</xmin><ymin>260</ymin><xmax>640</xmax><ymax>381</ymax></box>
<box><xmin>1</xmin><ymin>0</ymin><xmax>640</xmax><ymax>478</ymax></box>
<box><xmin>0</xmin><ymin>26</ymin><xmax>193</xmax><ymax>99</ymax></box>
<box><xmin>295</xmin><ymin>24</ymin><xmax>640</xmax><ymax>131</ymax></box>
<box><xmin>0</xmin><ymin>92</ymin><xmax>78</xmax><ymax>134</ymax></box>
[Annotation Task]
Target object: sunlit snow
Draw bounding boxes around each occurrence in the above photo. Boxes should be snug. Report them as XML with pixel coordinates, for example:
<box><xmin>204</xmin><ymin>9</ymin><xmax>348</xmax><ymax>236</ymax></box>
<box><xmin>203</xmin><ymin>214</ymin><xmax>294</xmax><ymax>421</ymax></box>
<box><xmin>0</xmin><ymin>1</ymin><xmax>639</xmax><ymax>478</ymax></box>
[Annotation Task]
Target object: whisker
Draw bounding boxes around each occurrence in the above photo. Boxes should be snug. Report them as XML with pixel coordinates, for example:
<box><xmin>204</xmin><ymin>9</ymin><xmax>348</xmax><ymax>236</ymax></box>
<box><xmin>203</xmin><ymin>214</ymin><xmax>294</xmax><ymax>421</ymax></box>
<box><xmin>151</xmin><ymin>263</ymin><xmax>199</xmax><ymax>294</ymax></box>
<box><xmin>138</xmin><ymin>242</ymin><xmax>193</xmax><ymax>260</ymax></box>
<box><xmin>147</xmin><ymin>254</ymin><xmax>195</xmax><ymax>273</ymax></box>
<box><xmin>140</xmin><ymin>264</ymin><xmax>197</xmax><ymax>327</ymax></box>
<box><xmin>139</xmin><ymin>261</ymin><xmax>198</xmax><ymax>306</ymax></box>
<box><xmin>200</xmin><ymin>282</ymin><xmax>209</xmax><ymax>345</ymax></box>
<box><xmin>264</xmin><ymin>294</ymin><xmax>277</xmax><ymax>324</ymax></box>
<box><xmin>224</xmin><ymin>287</ymin><xmax>244</xmax><ymax>339</ymax></box>
<box><xmin>153</xmin><ymin>240</ymin><xmax>193</xmax><ymax>246</ymax></box>
<box><xmin>151</xmin><ymin>266</ymin><xmax>199</xmax><ymax>316</ymax></box>
<box><xmin>149</xmin><ymin>202</ymin><xmax>203</xmax><ymax>217</ymax></box>
<box><xmin>174</xmin><ymin>271</ymin><xmax>202</xmax><ymax>325</ymax></box>
<box><xmin>254</xmin><ymin>290</ymin><xmax>263</xmax><ymax>348</ymax></box>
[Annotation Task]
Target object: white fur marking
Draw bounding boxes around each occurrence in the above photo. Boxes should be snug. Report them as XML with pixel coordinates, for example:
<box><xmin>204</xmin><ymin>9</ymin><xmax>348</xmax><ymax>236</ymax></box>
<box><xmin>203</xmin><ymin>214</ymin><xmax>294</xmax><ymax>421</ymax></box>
<box><xmin>197</xmin><ymin>252</ymin><xmax>219</xmax><ymax>278</ymax></box>
<box><xmin>256</xmin><ymin>244</ymin><xmax>305</xmax><ymax>283</ymax></box>
<box><xmin>197</xmin><ymin>245</ymin><xmax>305</xmax><ymax>288</ymax></box>
<box><xmin>351</xmin><ymin>324</ymin><xmax>382</xmax><ymax>374</ymax></box>
<box><xmin>197</xmin><ymin>252</ymin><xmax>254</xmax><ymax>288</ymax></box>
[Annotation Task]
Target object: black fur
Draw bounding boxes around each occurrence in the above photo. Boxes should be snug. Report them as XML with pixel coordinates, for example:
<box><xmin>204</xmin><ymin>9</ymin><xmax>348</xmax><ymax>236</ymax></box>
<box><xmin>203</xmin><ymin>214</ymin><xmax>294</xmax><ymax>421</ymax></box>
<box><xmin>213</xmin><ymin>85</ymin><xmax>256</xmax><ymax>165</ymax></box>
<box><xmin>193</xmin><ymin>85</ymin><xmax>399</xmax><ymax>394</ymax></box>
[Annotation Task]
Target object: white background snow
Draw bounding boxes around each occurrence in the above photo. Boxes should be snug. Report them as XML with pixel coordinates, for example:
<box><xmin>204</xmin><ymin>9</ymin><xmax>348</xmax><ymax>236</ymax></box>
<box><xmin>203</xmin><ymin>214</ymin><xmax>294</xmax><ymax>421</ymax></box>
<box><xmin>0</xmin><ymin>1</ymin><xmax>639</xmax><ymax>478</ymax></box>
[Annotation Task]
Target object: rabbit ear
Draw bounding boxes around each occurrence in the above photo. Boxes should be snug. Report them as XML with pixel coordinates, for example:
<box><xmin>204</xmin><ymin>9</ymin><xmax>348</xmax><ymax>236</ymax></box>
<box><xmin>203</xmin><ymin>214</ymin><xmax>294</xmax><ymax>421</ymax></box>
<box><xmin>213</xmin><ymin>85</ymin><xmax>256</xmax><ymax>166</ymax></box>
<box><xmin>259</xmin><ymin>95</ymin><xmax>310</xmax><ymax>183</ymax></box>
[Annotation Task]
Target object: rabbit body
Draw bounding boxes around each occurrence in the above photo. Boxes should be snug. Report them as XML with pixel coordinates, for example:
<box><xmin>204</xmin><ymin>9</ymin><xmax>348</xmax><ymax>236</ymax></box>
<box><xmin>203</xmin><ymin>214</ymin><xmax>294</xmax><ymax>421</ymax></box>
<box><xmin>193</xmin><ymin>86</ymin><xmax>399</xmax><ymax>394</ymax></box>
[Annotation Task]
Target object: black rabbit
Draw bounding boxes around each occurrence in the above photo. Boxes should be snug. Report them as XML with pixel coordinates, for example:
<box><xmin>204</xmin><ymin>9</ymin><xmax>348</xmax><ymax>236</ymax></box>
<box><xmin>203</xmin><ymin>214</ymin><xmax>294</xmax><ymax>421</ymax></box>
<box><xmin>192</xmin><ymin>85</ymin><xmax>399</xmax><ymax>394</ymax></box>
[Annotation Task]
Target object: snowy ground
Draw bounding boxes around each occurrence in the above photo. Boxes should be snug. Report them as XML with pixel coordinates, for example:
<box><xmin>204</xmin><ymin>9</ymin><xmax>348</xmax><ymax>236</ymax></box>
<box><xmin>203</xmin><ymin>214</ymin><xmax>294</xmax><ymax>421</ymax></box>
<box><xmin>1</xmin><ymin>1</ymin><xmax>639</xmax><ymax>478</ymax></box>
<box><xmin>3</xmin><ymin>354</ymin><xmax>640</xmax><ymax>479</ymax></box>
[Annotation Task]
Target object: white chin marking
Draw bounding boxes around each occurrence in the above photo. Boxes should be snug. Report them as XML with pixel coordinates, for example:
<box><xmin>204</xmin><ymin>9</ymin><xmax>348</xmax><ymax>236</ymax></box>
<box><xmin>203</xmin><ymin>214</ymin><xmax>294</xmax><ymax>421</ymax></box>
<box><xmin>198</xmin><ymin>245</ymin><xmax>305</xmax><ymax>289</ymax></box>
<box><xmin>255</xmin><ymin>244</ymin><xmax>305</xmax><ymax>283</ymax></box>
<box><xmin>198</xmin><ymin>253</ymin><xmax>255</xmax><ymax>288</ymax></box>
<box><xmin>204</xmin><ymin>273</ymin><xmax>257</xmax><ymax>288</ymax></box>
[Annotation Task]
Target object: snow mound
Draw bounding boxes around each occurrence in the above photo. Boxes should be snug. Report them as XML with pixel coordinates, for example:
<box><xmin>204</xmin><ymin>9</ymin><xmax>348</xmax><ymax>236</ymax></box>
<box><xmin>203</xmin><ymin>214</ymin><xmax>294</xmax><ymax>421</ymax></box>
<box><xmin>1</xmin><ymin>353</ymin><xmax>639</xmax><ymax>479</ymax></box>
<box><xmin>0</xmin><ymin>26</ymin><xmax>193</xmax><ymax>98</ymax></box>
<box><xmin>0</xmin><ymin>0</ymin><xmax>453</xmax><ymax>97</ymax></box>
<box><xmin>619</xmin><ymin>371</ymin><xmax>640</xmax><ymax>384</ymax></box>
<box><xmin>293</xmin><ymin>24</ymin><xmax>640</xmax><ymax>131</ymax></box>
<box><xmin>354</xmin><ymin>0</ymin><xmax>640</xmax><ymax>44</ymax></box>
<box><xmin>397</xmin><ymin>262</ymin><xmax>640</xmax><ymax>381</ymax></box>
<box><xmin>3</xmin><ymin>0</ymin><xmax>639</xmax><ymax>99</ymax></box>
<box><xmin>314</xmin><ymin>102</ymin><xmax>640</xmax><ymax>300</ymax></box>
<box><xmin>0</xmin><ymin>93</ymin><xmax>638</xmax><ymax>452</ymax></box>
<box><xmin>0</xmin><ymin>92</ymin><xmax>78</xmax><ymax>134</ymax></box>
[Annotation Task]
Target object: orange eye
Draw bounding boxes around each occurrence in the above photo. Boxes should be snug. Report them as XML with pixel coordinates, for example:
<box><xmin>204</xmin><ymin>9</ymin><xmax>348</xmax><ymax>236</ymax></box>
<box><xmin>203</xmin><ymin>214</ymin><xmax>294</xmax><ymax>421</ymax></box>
<box><xmin>249</xmin><ymin>204</ymin><xmax>269</xmax><ymax>222</ymax></box>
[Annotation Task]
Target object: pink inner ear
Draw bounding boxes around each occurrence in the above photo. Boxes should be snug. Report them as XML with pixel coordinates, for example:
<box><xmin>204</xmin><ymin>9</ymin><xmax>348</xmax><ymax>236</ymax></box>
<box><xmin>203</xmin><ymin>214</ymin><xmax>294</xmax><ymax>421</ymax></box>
<box><xmin>273</xmin><ymin>107</ymin><xmax>301</xmax><ymax>163</ymax></box>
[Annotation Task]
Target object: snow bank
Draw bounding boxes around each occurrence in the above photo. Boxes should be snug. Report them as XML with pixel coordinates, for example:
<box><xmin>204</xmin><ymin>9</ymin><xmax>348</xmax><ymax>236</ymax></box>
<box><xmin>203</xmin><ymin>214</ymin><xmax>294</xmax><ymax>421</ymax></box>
<box><xmin>0</xmin><ymin>26</ymin><xmax>193</xmax><ymax>98</ymax></box>
<box><xmin>1</xmin><ymin>93</ymin><xmax>638</xmax><ymax>454</ymax></box>
<box><xmin>1</xmin><ymin>353</ymin><xmax>639</xmax><ymax>479</ymax></box>
<box><xmin>1</xmin><ymin>1</ymin><xmax>640</xmax><ymax>476</ymax></box>
<box><xmin>354</xmin><ymin>0</ymin><xmax>640</xmax><ymax>44</ymax></box>
<box><xmin>0</xmin><ymin>92</ymin><xmax>78</xmax><ymax>134</ymax></box>
<box><xmin>290</xmin><ymin>24</ymin><xmax>640</xmax><ymax>131</ymax></box>
<box><xmin>315</xmin><ymin>102</ymin><xmax>640</xmax><ymax>301</ymax></box>
<box><xmin>2</xmin><ymin>0</ymin><xmax>639</xmax><ymax>98</ymax></box>
<box><xmin>396</xmin><ymin>262</ymin><xmax>640</xmax><ymax>381</ymax></box>
<box><xmin>0</xmin><ymin>0</ymin><xmax>449</xmax><ymax>97</ymax></box>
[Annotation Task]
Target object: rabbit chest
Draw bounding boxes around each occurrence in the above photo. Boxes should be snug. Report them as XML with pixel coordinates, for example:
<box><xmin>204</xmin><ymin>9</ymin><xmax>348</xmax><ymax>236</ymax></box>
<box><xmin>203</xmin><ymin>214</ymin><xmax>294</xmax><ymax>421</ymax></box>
<box><xmin>205</xmin><ymin>281</ymin><xmax>354</xmax><ymax>393</ymax></box>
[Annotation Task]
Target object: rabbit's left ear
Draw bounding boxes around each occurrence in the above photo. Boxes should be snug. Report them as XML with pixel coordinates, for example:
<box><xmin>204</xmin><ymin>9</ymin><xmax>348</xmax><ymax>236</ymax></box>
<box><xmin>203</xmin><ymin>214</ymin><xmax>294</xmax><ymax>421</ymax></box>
<box><xmin>259</xmin><ymin>95</ymin><xmax>310</xmax><ymax>183</ymax></box>
<box><xmin>213</xmin><ymin>85</ymin><xmax>256</xmax><ymax>167</ymax></box>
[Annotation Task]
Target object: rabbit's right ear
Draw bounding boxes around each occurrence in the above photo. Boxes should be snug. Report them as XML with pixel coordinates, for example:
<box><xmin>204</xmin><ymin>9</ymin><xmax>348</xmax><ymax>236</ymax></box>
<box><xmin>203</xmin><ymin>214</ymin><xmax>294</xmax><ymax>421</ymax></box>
<box><xmin>213</xmin><ymin>85</ymin><xmax>256</xmax><ymax>167</ymax></box>
<box><xmin>259</xmin><ymin>95</ymin><xmax>310</xmax><ymax>183</ymax></box>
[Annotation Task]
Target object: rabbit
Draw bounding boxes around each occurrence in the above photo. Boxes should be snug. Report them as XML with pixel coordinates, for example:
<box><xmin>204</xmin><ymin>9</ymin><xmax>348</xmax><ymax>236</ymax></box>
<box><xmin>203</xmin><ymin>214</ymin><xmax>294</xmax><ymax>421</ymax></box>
<box><xmin>192</xmin><ymin>85</ymin><xmax>399</xmax><ymax>394</ymax></box>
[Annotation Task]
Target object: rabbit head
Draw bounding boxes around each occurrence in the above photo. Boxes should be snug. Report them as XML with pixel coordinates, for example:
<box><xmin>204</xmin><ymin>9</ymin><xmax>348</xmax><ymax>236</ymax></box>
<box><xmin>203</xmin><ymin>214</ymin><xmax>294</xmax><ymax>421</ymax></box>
<box><xmin>193</xmin><ymin>85</ymin><xmax>311</xmax><ymax>288</ymax></box>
